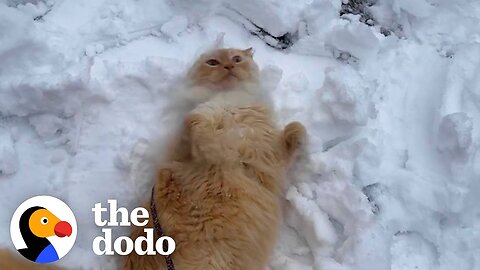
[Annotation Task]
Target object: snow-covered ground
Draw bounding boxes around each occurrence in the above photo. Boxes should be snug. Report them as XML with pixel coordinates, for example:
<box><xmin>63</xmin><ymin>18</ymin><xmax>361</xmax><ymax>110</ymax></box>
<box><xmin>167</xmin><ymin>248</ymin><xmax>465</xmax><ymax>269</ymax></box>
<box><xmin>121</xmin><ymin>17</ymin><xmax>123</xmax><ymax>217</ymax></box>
<box><xmin>1</xmin><ymin>0</ymin><xmax>479</xmax><ymax>269</ymax></box>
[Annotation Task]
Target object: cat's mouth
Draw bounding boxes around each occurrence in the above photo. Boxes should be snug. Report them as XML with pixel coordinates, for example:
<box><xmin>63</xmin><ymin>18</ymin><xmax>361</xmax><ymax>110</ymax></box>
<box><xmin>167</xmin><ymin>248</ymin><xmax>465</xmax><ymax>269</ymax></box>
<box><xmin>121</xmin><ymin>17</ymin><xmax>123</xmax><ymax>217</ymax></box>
<box><xmin>214</xmin><ymin>74</ymin><xmax>240</xmax><ymax>90</ymax></box>
<box><xmin>224</xmin><ymin>71</ymin><xmax>240</xmax><ymax>80</ymax></box>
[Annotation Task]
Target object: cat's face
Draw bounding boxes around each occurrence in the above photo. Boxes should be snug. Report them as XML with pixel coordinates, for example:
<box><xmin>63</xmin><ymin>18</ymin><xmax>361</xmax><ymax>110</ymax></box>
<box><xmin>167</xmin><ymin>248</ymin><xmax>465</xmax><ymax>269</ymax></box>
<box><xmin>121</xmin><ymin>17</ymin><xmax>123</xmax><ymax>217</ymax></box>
<box><xmin>188</xmin><ymin>48</ymin><xmax>259</xmax><ymax>89</ymax></box>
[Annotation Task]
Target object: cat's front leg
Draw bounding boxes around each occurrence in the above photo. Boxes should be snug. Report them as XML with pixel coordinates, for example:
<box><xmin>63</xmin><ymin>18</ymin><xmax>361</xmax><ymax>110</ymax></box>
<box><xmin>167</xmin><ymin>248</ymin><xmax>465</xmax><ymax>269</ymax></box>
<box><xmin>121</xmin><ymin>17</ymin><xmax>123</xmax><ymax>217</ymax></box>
<box><xmin>164</xmin><ymin>113</ymin><xmax>203</xmax><ymax>163</ymax></box>
<box><xmin>165</xmin><ymin>112</ymin><xmax>209</xmax><ymax>163</ymax></box>
<box><xmin>282</xmin><ymin>121</ymin><xmax>306</xmax><ymax>160</ymax></box>
<box><xmin>165</xmin><ymin>127</ymin><xmax>192</xmax><ymax>162</ymax></box>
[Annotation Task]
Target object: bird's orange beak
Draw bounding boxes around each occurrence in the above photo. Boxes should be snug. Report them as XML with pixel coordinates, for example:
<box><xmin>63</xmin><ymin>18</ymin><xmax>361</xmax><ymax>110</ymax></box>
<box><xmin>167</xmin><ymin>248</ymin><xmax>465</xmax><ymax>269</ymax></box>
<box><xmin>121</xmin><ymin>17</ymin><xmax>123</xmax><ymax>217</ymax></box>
<box><xmin>54</xmin><ymin>221</ymin><xmax>72</xmax><ymax>237</ymax></box>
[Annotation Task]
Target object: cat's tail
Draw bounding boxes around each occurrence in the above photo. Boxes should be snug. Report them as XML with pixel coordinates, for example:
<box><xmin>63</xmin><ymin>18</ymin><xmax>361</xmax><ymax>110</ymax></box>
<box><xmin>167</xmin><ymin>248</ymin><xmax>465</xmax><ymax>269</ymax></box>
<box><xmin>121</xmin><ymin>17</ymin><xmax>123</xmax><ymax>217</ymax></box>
<box><xmin>0</xmin><ymin>248</ymin><xmax>65</xmax><ymax>270</ymax></box>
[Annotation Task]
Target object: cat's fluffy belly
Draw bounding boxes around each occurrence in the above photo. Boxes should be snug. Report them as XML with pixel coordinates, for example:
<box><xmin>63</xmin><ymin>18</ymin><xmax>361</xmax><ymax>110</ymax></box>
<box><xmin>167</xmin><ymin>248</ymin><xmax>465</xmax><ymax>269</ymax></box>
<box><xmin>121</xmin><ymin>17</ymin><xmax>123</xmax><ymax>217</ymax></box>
<box><xmin>125</xmin><ymin>102</ymin><xmax>304</xmax><ymax>270</ymax></box>
<box><xmin>150</xmin><ymin>100</ymin><xmax>302</xmax><ymax>269</ymax></box>
<box><xmin>154</xmin><ymin>163</ymin><xmax>281</xmax><ymax>270</ymax></box>
<box><xmin>124</xmin><ymin>48</ymin><xmax>305</xmax><ymax>270</ymax></box>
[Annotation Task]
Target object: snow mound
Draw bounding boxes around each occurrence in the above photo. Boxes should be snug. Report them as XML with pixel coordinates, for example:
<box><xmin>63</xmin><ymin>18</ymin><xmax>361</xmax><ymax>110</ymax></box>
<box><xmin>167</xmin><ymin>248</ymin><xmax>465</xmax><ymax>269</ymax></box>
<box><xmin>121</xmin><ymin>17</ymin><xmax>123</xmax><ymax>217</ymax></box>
<box><xmin>316</xmin><ymin>66</ymin><xmax>374</xmax><ymax>125</ymax></box>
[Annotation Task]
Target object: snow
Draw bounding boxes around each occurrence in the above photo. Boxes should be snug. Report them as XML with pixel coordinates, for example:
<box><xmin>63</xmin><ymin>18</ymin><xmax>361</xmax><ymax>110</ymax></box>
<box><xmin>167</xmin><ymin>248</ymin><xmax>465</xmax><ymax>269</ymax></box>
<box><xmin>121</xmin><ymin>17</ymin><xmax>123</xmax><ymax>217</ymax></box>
<box><xmin>0</xmin><ymin>126</ymin><xmax>19</xmax><ymax>175</ymax></box>
<box><xmin>160</xmin><ymin>15</ymin><xmax>188</xmax><ymax>39</ymax></box>
<box><xmin>1</xmin><ymin>0</ymin><xmax>479</xmax><ymax>269</ymax></box>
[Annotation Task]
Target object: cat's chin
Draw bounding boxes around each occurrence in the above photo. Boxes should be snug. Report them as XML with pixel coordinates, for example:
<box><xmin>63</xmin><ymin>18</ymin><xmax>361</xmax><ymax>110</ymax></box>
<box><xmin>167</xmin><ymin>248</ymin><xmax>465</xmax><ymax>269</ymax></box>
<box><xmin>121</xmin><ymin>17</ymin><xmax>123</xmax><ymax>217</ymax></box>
<box><xmin>217</xmin><ymin>76</ymin><xmax>242</xmax><ymax>90</ymax></box>
<box><xmin>178</xmin><ymin>78</ymin><xmax>264</xmax><ymax>110</ymax></box>
<box><xmin>195</xmin><ymin>78</ymin><xmax>255</xmax><ymax>92</ymax></box>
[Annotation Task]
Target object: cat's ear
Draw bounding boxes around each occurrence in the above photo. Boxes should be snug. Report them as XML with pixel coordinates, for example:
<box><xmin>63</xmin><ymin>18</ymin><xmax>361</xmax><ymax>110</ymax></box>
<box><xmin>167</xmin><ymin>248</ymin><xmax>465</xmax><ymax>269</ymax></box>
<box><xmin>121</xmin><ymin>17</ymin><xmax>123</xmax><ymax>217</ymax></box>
<box><xmin>214</xmin><ymin>32</ymin><xmax>225</xmax><ymax>48</ymax></box>
<box><xmin>243</xmin><ymin>47</ymin><xmax>254</xmax><ymax>57</ymax></box>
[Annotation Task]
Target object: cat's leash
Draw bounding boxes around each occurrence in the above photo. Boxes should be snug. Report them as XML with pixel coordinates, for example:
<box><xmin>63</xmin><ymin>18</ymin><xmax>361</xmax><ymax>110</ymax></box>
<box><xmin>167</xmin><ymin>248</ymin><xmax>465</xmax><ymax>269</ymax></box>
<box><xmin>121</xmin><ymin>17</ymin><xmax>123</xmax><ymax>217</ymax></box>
<box><xmin>150</xmin><ymin>186</ymin><xmax>176</xmax><ymax>270</ymax></box>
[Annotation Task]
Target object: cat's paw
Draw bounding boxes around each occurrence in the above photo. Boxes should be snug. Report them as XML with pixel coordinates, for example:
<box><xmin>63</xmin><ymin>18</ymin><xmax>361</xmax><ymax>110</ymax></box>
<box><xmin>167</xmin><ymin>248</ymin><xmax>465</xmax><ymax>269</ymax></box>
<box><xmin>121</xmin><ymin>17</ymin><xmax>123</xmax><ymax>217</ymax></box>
<box><xmin>185</xmin><ymin>113</ymin><xmax>203</xmax><ymax>127</ymax></box>
<box><xmin>283</xmin><ymin>121</ymin><xmax>306</xmax><ymax>154</ymax></box>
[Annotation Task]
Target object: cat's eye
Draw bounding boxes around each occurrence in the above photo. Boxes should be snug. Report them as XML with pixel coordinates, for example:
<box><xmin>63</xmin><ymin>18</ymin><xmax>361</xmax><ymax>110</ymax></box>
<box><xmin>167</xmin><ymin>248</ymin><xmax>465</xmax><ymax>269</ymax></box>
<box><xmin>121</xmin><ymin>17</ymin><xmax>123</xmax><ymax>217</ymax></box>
<box><xmin>206</xmin><ymin>59</ymin><xmax>220</xmax><ymax>66</ymax></box>
<box><xmin>232</xmin><ymin>55</ymin><xmax>242</xmax><ymax>63</ymax></box>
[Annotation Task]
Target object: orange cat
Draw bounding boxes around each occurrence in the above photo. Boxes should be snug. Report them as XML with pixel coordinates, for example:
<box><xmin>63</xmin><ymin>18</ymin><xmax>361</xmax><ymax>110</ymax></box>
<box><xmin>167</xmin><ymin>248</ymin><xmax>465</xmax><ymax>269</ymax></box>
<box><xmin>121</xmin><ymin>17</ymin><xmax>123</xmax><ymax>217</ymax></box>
<box><xmin>163</xmin><ymin>48</ymin><xmax>268</xmax><ymax>163</ymax></box>
<box><xmin>0</xmin><ymin>48</ymin><xmax>305</xmax><ymax>270</ymax></box>
<box><xmin>124</xmin><ymin>48</ymin><xmax>306</xmax><ymax>270</ymax></box>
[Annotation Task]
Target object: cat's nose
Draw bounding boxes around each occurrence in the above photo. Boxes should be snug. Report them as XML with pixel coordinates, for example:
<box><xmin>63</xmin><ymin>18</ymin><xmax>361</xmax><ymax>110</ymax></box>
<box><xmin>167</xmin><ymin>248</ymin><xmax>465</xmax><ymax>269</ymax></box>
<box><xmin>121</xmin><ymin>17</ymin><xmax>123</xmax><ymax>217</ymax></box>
<box><xmin>224</xmin><ymin>64</ymin><xmax>234</xmax><ymax>70</ymax></box>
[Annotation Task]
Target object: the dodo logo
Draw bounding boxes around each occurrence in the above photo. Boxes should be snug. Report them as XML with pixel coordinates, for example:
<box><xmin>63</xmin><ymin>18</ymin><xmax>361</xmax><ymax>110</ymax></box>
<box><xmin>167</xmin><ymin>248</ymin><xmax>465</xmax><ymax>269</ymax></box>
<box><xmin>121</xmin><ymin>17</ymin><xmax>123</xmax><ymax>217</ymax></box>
<box><xmin>10</xmin><ymin>196</ymin><xmax>77</xmax><ymax>264</ymax></box>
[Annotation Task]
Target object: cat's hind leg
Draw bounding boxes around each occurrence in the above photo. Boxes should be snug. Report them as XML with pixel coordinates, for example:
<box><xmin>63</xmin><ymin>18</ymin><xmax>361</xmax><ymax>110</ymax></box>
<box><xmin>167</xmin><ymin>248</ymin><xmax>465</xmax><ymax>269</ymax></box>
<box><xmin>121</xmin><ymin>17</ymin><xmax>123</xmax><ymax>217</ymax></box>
<box><xmin>123</xmin><ymin>168</ymin><xmax>175</xmax><ymax>270</ymax></box>
<box><xmin>123</xmin><ymin>215</ymin><xmax>167</xmax><ymax>270</ymax></box>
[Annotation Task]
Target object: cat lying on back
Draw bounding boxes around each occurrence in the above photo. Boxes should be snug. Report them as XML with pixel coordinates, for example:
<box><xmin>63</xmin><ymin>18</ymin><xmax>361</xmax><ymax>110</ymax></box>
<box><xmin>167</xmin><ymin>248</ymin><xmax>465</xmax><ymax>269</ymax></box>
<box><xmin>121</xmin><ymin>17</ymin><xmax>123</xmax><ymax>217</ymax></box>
<box><xmin>124</xmin><ymin>48</ymin><xmax>306</xmax><ymax>270</ymax></box>
<box><xmin>0</xmin><ymin>49</ymin><xmax>306</xmax><ymax>270</ymax></box>
<box><xmin>163</xmin><ymin>47</ymin><xmax>268</xmax><ymax>163</ymax></box>
<box><xmin>0</xmin><ymin>48</ymin><xmax>306</xmax><ymax>270</ymax></box>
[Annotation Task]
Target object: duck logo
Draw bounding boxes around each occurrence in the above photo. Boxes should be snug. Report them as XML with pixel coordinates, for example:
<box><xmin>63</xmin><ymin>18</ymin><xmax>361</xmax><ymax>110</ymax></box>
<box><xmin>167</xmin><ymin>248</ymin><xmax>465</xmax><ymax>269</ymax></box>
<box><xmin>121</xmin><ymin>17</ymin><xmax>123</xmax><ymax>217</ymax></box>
<box><xmin>10</xmin><ymin>196</ymin><xmax>77</xmax><ymax>264</ymax></box>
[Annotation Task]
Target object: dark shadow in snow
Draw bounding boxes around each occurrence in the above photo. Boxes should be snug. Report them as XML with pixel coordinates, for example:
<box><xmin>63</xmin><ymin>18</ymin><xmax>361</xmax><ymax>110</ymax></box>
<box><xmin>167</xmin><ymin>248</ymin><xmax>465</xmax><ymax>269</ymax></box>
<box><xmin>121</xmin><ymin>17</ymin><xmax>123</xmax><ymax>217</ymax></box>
<box><xmin>340</xmin><ymin>0</ymin><xmax>377</xmax><ymax>26</ymax></box>
<box><xmin>361</xmin><ymin>182</ymin><xmax>384</xmax><ymax>214</ymax></box>
<box><xmin>222</xmin><ymin>5</ymin><xmax>298</xmax><ymax>50</ymax></box>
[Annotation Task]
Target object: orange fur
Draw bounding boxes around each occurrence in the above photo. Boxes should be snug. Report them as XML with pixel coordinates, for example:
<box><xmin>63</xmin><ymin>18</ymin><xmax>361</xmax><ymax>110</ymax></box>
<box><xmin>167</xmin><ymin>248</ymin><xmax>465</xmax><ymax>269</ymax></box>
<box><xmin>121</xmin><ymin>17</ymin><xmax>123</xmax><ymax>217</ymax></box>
<box><xmin>0</xmin><ymin>248</ymin><xmax>63</xmax><ymax>270</ymax></box>
<box><xmin>124</xmin><ymin>48</ymin><xmax>306</xmax><ymax>270</ymax></box>
<box><xmin>0</xmin><ymin>49</ymin><xmax>306</xmax><ymax>270</ymax></box>
<box><xmin>187</xmin><ymin>48</ymin><xmax>258</xmax><ymax>91</ymax></box>
<box><xmin>163</xmin><ymin>48</ymin><xmax>263</xmax><ymax>164</ymax></box>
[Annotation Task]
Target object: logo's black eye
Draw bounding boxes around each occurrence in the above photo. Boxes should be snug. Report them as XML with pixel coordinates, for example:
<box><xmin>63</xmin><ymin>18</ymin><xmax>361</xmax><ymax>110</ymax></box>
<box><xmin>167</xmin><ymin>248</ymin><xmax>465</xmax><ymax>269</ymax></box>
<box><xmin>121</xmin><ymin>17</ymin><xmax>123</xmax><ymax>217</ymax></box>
<box><xmin>206</xmin><ymin>59</ymin><xmax>220</xmax><ymax>66</ymax></box>
<box><xmin>232</xmin><ymin>55</ymin><xmax>242</xmax><ymax>63</ymax></box>
<box><xmin>41</xmin><ymin>217</ymin><xmax>48</xmax><ymax>225</ymax></box>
